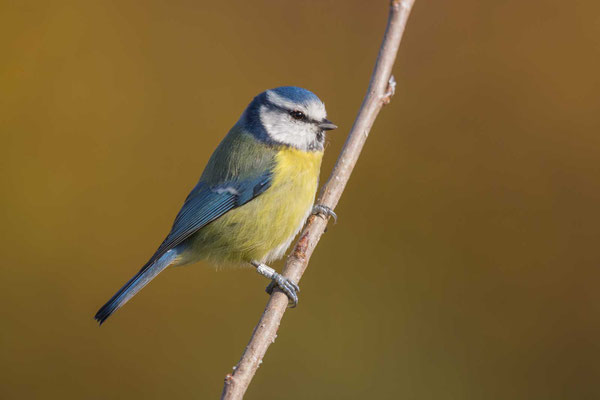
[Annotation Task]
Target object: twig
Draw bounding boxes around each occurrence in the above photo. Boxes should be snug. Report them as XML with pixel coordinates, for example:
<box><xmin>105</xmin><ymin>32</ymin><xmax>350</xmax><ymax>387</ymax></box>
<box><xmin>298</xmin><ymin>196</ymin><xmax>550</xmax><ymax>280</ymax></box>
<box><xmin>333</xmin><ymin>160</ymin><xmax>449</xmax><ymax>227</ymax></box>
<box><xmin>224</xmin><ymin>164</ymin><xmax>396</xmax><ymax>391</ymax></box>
<box><xmin>221</xmin><ymin>1</ymin><xmax>416</xmax><ymax>398</ymax></box>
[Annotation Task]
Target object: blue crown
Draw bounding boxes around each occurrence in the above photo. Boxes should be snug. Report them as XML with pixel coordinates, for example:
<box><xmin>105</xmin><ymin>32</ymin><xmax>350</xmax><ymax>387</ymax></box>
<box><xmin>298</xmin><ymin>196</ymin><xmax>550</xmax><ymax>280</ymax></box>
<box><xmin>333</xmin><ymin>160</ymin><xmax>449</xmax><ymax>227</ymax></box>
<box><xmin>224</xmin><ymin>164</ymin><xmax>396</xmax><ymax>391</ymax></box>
<box><xmin>269</xmin><ymin>86</ymin><xmax>321</xmax><ymax>105</ymax></box>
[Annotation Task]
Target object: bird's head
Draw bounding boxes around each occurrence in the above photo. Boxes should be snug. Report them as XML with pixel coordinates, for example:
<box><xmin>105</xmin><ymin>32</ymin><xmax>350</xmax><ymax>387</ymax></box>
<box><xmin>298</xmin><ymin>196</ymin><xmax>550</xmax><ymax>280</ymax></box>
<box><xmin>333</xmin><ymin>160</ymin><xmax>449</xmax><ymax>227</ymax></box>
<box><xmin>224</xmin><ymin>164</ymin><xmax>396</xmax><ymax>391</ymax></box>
<box><xmin>242</xmin><ymin>86</ymin><xmax>337</xmax><ymax>151</ymax></box>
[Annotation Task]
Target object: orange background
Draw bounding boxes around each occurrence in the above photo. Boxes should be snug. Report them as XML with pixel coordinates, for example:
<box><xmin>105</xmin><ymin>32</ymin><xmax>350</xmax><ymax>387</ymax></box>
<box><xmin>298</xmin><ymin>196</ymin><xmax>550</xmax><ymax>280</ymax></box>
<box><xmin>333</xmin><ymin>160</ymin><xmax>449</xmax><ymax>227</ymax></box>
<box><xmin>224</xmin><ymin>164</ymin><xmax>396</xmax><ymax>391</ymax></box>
<box><xmin>2</xmin><ymin>1</ymin><xmax>599</xmax><ymax>398</ymax></box>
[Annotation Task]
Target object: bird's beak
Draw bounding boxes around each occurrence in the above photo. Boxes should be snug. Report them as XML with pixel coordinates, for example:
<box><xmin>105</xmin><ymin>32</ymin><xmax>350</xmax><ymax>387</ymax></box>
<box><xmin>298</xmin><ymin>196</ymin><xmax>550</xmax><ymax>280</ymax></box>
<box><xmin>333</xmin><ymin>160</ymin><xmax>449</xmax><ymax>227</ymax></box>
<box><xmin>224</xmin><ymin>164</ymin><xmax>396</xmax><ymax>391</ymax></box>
<box><xmin>318</xmin><ymin>119</ymin><xmax>338</xmax><ymax>131</ymax></box>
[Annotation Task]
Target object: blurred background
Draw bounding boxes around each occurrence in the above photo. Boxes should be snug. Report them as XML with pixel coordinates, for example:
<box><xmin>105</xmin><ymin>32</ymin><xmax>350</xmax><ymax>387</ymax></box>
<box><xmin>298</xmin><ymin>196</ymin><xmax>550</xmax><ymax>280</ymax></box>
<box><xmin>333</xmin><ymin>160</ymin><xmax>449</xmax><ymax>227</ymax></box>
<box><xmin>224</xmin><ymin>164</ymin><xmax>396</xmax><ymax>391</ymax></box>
<box><xmin>2</xmin><ymin>0</ymin><xmax>599</xmax><ymax>398</ymax></box>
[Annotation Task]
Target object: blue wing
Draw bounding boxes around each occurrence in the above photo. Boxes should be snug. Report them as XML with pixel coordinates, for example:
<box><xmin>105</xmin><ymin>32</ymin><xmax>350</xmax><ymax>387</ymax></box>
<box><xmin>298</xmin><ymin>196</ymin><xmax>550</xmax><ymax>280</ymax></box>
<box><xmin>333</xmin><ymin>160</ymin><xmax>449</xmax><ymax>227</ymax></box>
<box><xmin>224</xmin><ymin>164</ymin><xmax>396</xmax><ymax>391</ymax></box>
<box><xmin>142</xmin><ymin>170</ymin><xmax>272</xmax><ymax>270</ymax></box>
<box><xmin>94</xmin><ymin>172</ymin><xmax>272</xmax><ymax>324</ymax></box>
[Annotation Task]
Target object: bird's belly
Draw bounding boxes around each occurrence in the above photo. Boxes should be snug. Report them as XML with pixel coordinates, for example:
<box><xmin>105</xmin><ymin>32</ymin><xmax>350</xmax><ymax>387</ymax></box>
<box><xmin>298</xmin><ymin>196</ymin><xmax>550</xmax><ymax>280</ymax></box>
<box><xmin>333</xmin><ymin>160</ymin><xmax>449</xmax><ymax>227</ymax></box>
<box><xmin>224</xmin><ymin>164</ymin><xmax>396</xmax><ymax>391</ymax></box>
<box><xmin>188</xmin><ymin>148</ymin><xmax>323</xmax><ymax>265</ymax></box>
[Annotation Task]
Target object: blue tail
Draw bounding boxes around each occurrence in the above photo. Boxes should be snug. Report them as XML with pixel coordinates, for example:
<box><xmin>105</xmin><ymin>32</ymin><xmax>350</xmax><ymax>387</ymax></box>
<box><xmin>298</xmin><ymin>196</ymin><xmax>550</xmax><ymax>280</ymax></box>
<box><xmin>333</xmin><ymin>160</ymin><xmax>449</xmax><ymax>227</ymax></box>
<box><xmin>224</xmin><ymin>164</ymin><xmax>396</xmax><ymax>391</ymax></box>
<box><xmin>94</xmin><ymin>250</ymin><xmax>178</xmax><ymax>325</ymax></box>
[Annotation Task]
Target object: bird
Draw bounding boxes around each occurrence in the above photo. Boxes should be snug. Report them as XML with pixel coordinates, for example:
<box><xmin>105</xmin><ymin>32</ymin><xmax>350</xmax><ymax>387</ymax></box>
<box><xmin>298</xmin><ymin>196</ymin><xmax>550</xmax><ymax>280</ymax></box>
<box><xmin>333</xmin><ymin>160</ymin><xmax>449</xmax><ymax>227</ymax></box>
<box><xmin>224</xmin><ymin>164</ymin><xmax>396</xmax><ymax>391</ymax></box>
<box><xmin>94</xmin><ymin>86</ymin><xmax>337</xmax><ymax>324</ymax></box>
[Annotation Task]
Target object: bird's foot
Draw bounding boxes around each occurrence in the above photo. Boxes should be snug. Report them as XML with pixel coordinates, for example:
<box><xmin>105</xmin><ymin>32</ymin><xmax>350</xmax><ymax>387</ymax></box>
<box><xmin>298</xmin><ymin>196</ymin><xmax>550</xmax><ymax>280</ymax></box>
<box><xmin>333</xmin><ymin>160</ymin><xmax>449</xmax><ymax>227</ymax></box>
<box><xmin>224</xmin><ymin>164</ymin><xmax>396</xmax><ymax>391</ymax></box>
<box><xmin>251</xmin><ymin>261</ymin><xmax>300</xmax><ymax>308</ymax></box>
<box><xmin>312</xmin><ymin>204</ymin><xmax>337</xmax><ymax>223</ymax></box>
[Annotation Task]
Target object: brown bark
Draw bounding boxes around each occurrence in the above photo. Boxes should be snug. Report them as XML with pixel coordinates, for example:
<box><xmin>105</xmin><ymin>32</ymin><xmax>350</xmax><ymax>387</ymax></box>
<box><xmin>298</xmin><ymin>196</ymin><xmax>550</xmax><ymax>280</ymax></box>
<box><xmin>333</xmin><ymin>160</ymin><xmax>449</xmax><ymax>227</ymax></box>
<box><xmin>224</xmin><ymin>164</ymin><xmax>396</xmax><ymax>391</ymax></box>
<box><xmin>221</xmin><ymin>1</ymin><xmax>417</xmax><ymax>398</ymax></box>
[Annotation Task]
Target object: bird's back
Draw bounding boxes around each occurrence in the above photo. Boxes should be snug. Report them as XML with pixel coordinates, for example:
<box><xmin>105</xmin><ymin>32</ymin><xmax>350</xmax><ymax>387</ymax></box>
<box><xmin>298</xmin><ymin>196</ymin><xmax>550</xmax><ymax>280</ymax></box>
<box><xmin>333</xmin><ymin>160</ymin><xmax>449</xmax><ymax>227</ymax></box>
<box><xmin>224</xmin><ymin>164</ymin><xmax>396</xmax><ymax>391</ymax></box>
<box><xmin>201</xmin><ymin>122</ymin><xmax>277</xmax><ymax>184</ymax></box>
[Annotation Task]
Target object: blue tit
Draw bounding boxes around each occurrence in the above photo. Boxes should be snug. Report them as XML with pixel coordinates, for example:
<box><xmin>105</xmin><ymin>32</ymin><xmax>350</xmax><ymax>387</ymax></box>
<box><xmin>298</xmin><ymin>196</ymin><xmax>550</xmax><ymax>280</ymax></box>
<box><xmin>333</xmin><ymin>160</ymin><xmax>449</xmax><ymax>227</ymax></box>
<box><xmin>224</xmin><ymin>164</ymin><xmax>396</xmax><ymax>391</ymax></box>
<box><xmin>95</xmin><ymin>86</ymin><xmax>337</xmax><ymax>324</ymax></box>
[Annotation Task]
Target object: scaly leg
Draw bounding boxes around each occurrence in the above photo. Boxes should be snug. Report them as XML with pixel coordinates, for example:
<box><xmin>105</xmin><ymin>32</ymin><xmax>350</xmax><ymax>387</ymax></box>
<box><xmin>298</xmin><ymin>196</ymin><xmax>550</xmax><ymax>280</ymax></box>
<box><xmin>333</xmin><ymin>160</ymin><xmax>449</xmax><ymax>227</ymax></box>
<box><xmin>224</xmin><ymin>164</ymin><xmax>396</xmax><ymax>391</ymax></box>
<box><xmin>251</xmin><ymin>261</ymin><xmax>300</xmax><ymax>308</ymax></box>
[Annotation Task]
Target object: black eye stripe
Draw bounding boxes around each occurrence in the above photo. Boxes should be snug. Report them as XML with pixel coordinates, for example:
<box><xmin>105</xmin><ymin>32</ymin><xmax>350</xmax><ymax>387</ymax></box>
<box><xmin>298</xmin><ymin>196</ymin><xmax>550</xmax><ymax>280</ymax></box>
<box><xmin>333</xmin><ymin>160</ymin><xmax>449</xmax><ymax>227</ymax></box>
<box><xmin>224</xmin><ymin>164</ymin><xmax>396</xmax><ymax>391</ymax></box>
<box><xmin>264</xmin><ymin>100</ymin><xmax>317</xmax><ymax>123</ymax></box>
<box><xmin>264</xmin><ymin>102</ymin><xmax>320</xmax><ymax>124</ymax></box>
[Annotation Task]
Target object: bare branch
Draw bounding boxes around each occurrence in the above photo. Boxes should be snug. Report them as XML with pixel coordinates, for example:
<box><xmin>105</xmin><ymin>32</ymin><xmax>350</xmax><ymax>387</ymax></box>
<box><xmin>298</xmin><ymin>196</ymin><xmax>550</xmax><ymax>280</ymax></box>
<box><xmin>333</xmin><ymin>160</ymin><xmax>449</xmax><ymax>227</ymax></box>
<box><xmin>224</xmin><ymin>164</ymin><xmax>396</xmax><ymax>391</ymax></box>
<box><xmin>221</xmin><ymin>1</ymin><xmax>416</xmax><ymax>398</ymax></box>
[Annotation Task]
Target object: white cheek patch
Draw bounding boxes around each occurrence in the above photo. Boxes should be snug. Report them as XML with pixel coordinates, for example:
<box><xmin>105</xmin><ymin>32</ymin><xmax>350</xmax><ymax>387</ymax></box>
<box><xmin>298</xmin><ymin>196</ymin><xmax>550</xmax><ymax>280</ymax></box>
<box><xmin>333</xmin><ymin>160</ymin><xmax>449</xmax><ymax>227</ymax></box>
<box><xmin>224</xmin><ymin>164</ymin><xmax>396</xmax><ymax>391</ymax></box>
<box><xmin>260</xmin><ymin>105</ymin><xmax>319</xmax><ymax>150</ymax></box>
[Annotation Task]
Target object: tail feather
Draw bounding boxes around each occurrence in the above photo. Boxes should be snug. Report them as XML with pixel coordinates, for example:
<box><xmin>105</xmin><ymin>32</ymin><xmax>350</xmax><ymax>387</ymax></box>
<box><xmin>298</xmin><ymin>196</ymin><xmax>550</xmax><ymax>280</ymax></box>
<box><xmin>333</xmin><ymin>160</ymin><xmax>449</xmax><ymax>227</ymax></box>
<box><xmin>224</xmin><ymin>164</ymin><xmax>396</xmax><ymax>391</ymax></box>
<box><xmin>95</xmin><ymin>250</ymin><xmax>178</xmax><ymax>325</ymax></box>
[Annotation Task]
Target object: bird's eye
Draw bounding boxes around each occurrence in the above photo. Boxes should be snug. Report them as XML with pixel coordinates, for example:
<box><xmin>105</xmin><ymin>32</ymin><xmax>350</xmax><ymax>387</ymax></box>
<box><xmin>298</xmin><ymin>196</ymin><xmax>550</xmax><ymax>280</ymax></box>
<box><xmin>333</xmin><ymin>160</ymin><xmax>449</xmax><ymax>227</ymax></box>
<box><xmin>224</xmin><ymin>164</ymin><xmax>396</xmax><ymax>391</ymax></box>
<box><xmin>290</xmin><ymin>110</ymin><xmax>306</xmax><ymax>120</ymax></box>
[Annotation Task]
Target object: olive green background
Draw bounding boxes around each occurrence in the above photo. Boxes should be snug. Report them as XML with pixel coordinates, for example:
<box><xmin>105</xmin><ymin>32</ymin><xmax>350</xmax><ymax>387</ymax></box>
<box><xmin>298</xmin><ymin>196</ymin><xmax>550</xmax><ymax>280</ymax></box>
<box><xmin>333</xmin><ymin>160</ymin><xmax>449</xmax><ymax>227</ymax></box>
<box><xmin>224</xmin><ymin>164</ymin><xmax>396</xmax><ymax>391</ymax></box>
<box><xmin>2</xmin><ymin>1</ymin><xmax>599</xmax><ymax>399</ymax></box>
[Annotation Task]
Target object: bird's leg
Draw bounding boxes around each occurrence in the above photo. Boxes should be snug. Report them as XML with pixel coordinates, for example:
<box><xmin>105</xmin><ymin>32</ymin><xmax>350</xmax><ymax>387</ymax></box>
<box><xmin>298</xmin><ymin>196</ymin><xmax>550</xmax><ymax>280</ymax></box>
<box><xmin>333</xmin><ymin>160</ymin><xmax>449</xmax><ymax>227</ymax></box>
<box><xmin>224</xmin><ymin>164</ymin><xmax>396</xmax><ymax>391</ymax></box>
<box><xmin>312</xmin><ymin>204</ymin><xmax>337</xmax><ymax>223</ymax></box>
<box><xmin>251</xmin><ymin>261</ymin><xmax>300</xmax><ymax>308</ymax></box>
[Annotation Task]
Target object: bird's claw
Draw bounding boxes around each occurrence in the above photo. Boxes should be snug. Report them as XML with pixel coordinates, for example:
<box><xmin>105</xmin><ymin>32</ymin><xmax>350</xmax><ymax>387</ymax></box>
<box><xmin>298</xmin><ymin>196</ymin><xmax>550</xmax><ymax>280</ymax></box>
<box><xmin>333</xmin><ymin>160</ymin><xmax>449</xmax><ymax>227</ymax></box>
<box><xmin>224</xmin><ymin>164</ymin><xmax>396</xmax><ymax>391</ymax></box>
<box><xmin>252</xmin><ymin>261</ymin><xmax>299</xmax><ymax>308</ymax></box>
<box><xmin>265</xmin><ymin>274</ymin><xmax>300</xmax><ymax>308</ymax></box>
<box><xmin>312</xmin><ymin>204</ymin><xmax>337</xmax><ymax>224</ymax></box>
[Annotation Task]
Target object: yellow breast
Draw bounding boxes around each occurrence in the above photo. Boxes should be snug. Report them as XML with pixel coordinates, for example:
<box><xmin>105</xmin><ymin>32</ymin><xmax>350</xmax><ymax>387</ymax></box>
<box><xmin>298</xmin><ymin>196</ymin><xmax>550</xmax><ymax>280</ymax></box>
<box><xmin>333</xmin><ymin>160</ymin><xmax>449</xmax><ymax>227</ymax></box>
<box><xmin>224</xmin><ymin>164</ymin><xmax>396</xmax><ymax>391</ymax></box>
<box><xmin>192</xmin><ymin>147</ymin><xmax>323</xmax><ymax>265</ymax></box>
<box><xmin>272</xmin><ymin>146</ymin><xmax>323</xmax><ymax>196</ymax></box>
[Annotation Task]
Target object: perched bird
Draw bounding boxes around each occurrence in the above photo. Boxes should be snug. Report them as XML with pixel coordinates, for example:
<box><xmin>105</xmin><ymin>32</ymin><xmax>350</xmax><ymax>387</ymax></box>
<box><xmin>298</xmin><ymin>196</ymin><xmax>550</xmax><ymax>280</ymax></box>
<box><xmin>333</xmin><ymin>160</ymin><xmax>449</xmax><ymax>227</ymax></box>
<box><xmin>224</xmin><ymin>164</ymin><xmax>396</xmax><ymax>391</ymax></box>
<box><xmin>95</xmin><ymin>86</ymin><xmax>337</xmax><ymax>324</ymax></box>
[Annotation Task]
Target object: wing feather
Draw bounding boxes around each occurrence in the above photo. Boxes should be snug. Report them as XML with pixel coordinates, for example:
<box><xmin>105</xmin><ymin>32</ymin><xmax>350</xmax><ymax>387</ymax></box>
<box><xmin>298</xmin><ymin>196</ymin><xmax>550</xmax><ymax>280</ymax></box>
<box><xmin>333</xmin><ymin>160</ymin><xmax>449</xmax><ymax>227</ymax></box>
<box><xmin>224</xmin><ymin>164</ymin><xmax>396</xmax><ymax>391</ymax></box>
<box><xmin>141</xmin><ymin>171</ymin><xmax>272</xmax><ymax>270</ymax></box>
